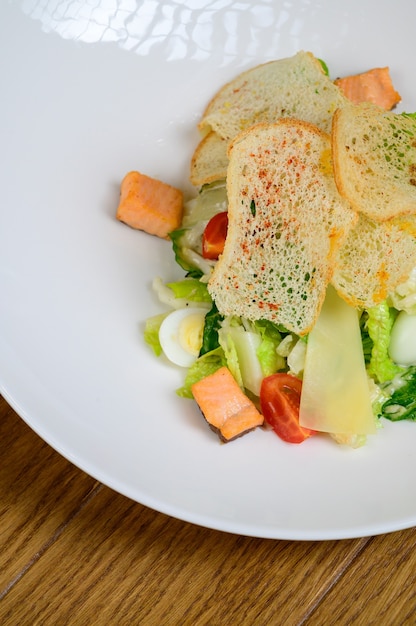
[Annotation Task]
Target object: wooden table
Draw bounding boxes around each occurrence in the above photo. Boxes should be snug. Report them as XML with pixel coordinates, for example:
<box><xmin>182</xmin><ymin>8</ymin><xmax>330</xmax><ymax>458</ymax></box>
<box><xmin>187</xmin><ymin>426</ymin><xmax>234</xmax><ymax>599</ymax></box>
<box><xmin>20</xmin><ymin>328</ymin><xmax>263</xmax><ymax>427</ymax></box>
<box><xmin>1</xmin><ymin>394</ymin><xmax>415</xmax><ymax>625</ymax></box>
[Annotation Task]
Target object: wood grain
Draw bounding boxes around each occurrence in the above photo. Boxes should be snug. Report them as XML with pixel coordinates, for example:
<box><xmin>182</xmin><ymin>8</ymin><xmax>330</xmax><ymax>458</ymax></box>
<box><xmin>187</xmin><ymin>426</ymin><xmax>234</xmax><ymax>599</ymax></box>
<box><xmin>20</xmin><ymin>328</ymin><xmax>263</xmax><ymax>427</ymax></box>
<box><xmin>306</xmin><ymin>528</ymin><xmax>416</xmax><ymax>625</ymax></box>
<box><xmin>0</xmin><ymin>399</ymin><xmax>100</xmax><ymax>593</ymax></box>
<box><xmin>1</xmin><ymin>395</ymin><xmax>415</xmax><ymax>626</ymax></box>
<box><xmin>0</xmin><ymin>484</ymin><xmax>369</xmax><ymax>625</ymax></box>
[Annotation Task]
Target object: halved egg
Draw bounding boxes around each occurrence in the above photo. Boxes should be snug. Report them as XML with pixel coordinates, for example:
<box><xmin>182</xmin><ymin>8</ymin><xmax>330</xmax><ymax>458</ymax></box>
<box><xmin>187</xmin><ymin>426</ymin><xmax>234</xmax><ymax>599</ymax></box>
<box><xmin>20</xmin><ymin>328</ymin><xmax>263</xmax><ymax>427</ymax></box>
<box><xmin>389</xmin><ymin>310</ymin><xmax>416</xmax><ymax>366</ymax></box>
<box><xmin>159</xmin><ymin>307</ymin><xmax>208</xmax><ymax>367</ymax></box>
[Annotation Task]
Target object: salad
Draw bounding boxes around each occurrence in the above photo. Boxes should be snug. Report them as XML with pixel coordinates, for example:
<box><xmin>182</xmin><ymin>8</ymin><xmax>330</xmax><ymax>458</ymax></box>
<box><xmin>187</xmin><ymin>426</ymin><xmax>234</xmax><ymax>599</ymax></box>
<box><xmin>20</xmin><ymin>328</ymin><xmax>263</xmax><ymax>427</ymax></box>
<box><xmin>120</xmin><ymin>52</ymin><xmax>416</xmax><ymax>447</ymax></box>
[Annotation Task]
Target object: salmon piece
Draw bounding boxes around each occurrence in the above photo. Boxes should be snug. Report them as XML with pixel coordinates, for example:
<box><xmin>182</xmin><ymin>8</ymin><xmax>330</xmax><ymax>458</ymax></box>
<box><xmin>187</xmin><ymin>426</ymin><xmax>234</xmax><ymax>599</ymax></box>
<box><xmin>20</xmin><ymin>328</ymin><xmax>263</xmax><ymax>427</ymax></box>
<box><xmin>335</xmin><ymin>67</ymin><xmax>401</xmax><ymax>110</ymax></box>
<box><xmin>191</xmin><ymin>366</ymin><xmax>264</xmax><ymax>442</ymax></box>
<box><xmin>116</xmin><ymin>170</ymin><xmax>183</xmax><ymax>239</ymax></box>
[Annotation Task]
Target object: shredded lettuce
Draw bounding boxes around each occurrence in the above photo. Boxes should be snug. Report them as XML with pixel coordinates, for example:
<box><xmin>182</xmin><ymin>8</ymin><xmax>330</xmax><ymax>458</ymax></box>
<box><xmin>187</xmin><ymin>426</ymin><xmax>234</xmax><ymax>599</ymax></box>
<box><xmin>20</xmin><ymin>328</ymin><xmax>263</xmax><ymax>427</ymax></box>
<box><xmin>220</xmin><ymin>325</ymin><xmax>262</xmax><ymax>395</ymax></box>
<box><xmin>200</xmin><ymin>302</ymin><xmax>223</xmax><ymax>356</ymax></box>
<box><xmin>152</xmin><ymin>276</ymin><xmax>212</xmax><ymax>310</ymax></box>
<box><xmin>381</xmin><ymin>366</ymin><xmax>416</xmax><ymax>421</ymax></box>
<box><xmin>253</xmin><ymin>320</ymin><xmax>285</xmax><ymax>377</ymax></box>
<box><xmin>215</xmin><ymin>316</ymin><xmax>286</xmax><ymax>395</ymax></box>
<box><xmin>366</xmin><ymin>302</ymin><xmax>403</xmax><ymax>383</ymax></box>
<box><xmin>286</xmin><ymin>338</ymin><xmax>307</xmax><ymax>377</ymax></box>
<box><xmin>170</xmin><ymin>228</ymin><xmax>205</xmax><ymax>278</ymax></box>
<box><xmin>170</xmin><ymin>182</ymin><xmax>228</xmax><ymax>279</ymax></box>
<box><xmin>181</xmin><ymin>181</ymin><xmax>227</xmax><ymax>227</ymax></box>
<box><xmin>217</xmin><ymin>322</ymin><xmax>245</xmax><ymax>390</ymax></box>
<box><xmin>318</xmin><ymin>58</ymin><xmax>329</xmax><ymax>76</ymax></box>
<box><xmin>368</xmin><ymin>375</ymin><xmax>391</xmax><ymax>418</ymax></box>
<box><xmin>359</xmin><ymin>312</ymin><xmax>373</xmax><ymax>364</ymax></box>
<box><xmin>401</xmin><ymin>112</ymin><xmax>416</xmax><ymax>120</ymax></box>
<box><xmin>144</xmin><ymin>312</ymin><xmax>168</xmax><ymax>356</ymax></box>
<box><xmin>166</xmin><ymin>278</ymin><xmax>212</xmax><ymax>303</ymax></box>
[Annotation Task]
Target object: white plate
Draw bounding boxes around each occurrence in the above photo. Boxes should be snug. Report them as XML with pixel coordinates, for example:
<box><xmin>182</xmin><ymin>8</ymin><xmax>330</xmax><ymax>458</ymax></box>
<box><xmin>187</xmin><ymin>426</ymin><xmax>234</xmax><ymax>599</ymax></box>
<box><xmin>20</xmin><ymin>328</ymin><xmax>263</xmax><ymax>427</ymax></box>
<box><xmin>1</xmin><ymin>0</ymin><xmax>416</xmax><ymax>541</ymax></box>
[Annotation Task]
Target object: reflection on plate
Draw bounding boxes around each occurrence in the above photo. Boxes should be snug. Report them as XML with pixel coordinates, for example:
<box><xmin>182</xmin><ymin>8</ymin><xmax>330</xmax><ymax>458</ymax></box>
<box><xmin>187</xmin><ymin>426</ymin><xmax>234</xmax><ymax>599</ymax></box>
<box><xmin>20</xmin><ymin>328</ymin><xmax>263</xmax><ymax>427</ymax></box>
<box><xmin>1</xmin><ymin>0</ymin><xmax>416</xmax><ymax>540</ymax></box>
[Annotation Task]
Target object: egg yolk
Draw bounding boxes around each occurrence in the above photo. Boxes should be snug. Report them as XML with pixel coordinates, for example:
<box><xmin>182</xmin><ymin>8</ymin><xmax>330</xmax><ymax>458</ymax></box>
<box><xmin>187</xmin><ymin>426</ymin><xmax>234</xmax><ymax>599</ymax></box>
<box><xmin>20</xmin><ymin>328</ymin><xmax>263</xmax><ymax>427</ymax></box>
<box><xmin>178</xmin><ymin>313</ymin><xmax>205</xmax><ymax>356</ymax></box>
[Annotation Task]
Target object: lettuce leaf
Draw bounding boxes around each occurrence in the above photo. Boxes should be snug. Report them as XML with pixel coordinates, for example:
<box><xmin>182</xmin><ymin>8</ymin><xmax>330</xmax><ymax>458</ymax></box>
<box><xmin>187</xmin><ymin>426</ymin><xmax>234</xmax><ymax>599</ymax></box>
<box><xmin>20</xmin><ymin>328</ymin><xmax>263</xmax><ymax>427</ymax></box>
<box><xmin>318</xmin><ymin>58</ymin><xmax>329</xmax><ymax>76</ymax></box>
<box><xmin>253</xmin><ymin>320</ymin><xmax>285</xmax><ymax>376</ymax></box>
<box><xmin>359</xmin><ymin>312</ymin><xmax>373</xmax><ymax>364</ymax></box>
<box><xmin>170</xmin><ymin>228</ymin><xmax>203</xmax><ymax>278</ymax></box>
<box><xmin>401</xmin><ymin>112</ymin><xmax>416</xmax><ymax>120</ymax></box>
<box><xmin>144</xmin><ymin>312</ymin><xmax>169</xmax><ymax>356</ymax></box>
<box><xmin>217</xmin><ymin>324</ymin><xmax>245</xmax><ymax>390</ymax></box>
<box><xmin>166</xmin><ymin>278</ymin><xmax>212</xmax><ymax>303</ymax></box>
<box><xmin>170</xmin><ymin>182</ymin><xmax>228</xmax><ymax>279</ymax></box>
<box><xmin>182</xmin><ymin>181</ymin><xmax>227</xmax><ymax>227</ymax></box>
<box><xmin>216</xmin><ymin>316</ymin><xmax>286</xmax><ymax>395</ymax></box>
<box><xmin>366</xmin><ymin>302</ymin><xmax>403</xmax><ymax>383</ymax></box>
<box><xmin>200</xmin><ymin>302</ymin><xmax>223</xmax><ymax>356</ymax></box>
<box><xmin>381</xmin><ymin>366</ymin><xmax>416</xmax><ymax>421</ymax></box>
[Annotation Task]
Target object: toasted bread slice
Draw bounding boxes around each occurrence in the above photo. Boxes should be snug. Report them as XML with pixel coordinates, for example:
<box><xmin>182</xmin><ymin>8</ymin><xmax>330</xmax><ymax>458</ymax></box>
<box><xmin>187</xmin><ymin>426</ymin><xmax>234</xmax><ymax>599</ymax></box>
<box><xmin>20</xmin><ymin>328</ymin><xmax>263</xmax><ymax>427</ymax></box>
<box><xmin>190</xmin><ymin>131</ymin><xmax>228</xmax><ymax>186</ymax></box>
<box><xmin>208</xmin><ymin>119</ymin><xmax>357</xmax><ymax>336</ymax></box>
<box><xmin>332</xmin><ymin>213</ymin><xmax>416</xmax><ymax>308</ymax></box>
<box><xmin>199</xmin><ymin>51</ymin><xmax>348</xmax><ymax>142</ymax></box>
<box><xmin>332</xmin><ymin>103</ymin><xmax>416</xmax><ymax>222</ymax></box>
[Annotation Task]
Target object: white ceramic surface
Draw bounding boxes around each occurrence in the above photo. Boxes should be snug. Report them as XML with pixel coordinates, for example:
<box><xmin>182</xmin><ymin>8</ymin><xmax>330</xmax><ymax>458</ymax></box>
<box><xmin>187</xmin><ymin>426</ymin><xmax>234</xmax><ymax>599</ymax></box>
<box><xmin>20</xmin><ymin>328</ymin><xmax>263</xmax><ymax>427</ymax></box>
<box><xmin>1</xmin><ymin>0</ymin><xmax>416</xmax><ymax>540</ymax></box>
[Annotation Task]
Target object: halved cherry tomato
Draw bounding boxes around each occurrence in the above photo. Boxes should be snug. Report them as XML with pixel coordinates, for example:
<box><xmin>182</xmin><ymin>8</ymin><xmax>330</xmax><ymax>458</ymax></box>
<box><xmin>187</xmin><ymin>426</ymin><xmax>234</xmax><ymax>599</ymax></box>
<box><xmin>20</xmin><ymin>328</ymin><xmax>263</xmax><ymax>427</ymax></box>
<box><xmin>260</xmin><ymin>373</ymin><xmax>316</xmax><ymax>444</ymax></box>
<box><xmin>202</xmin><ymin>211</ymin><xmax>228</xmax><ymax>260</ymax></box>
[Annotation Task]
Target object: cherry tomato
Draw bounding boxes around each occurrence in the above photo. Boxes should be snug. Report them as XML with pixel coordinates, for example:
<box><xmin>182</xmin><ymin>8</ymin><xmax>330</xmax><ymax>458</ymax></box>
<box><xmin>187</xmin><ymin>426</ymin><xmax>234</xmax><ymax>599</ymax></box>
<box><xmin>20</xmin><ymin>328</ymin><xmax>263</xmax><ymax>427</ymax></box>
<box><xmin>202</xmin><ymin>212</ymin><xmax>228</xmax><ymax>260</ymax></box>
<box><xmin>260</xmin><ymin>373</ymin><xmax>316</xmax><ymax>444</ymax></box>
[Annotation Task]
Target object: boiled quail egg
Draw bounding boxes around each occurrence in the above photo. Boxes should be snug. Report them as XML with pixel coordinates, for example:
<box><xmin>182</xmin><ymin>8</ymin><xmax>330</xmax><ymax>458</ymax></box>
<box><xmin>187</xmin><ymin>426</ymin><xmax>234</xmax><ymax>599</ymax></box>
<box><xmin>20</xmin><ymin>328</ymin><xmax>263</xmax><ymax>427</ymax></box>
<box><xmin>389</xmin><ymin>310</ymin><xmax>416</xmax><ymax>366</ymax></box>
<box><xmin>159</xmin><ymin>307</ymin><xmax>207</xmax><ymax>367</ymax></box>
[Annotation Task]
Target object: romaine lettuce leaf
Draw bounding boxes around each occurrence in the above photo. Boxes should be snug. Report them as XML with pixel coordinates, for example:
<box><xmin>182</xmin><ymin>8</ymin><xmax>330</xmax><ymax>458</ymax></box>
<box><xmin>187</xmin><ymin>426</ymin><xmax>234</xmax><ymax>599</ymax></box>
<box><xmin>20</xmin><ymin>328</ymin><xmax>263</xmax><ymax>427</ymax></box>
<box><xmin>221</xmin><ymin>326</ymin><xmax>262</xmax><ymax>395</ymax></box>
<box><xmin>318</xmin><ymin>58</ymin><xmax>329</xmax><ymax>76</ymax></box>
<box><xmin>153</xmin><ymin>276</ymin><xmax>211</xmax><ymax>310</ymax></box>
<box><xmin>217</xmin><ymin>323</ymin><xmax>245</xmax><ymax>390</ymax></box>
<box><xmin>401</xmin><ymin>112</ymin><xmax>416</xmax><ymax>120</ymax></box>
<box><xmin>200</xmin><ymin>302</ymin><xmax>223</xmax><ymax>356</ymax></box>
<box><xmin>253</xmin><ymin>320</ymin><xmax>285</xmax><ymax>376</ymax></box>
<box><xmin>166</xmin><ymin>278</ymin><xmax>212</xmax><ymax>303</ymax></box>
<box><xmin>216</xmin><ymin>316</ymin><xmax>286</xmax><ymax>395</ymax></box>
<box><xmin>181</xmin><ymin>181</ymin><xmax>227</xmax><ymax>227</ymax></box>
<box><xmin>366</xmin><ymin>302</ymin><xmax>403</xmax><ymax>383</ymax></box>
<box><xmin>144</xmin><ymin>312</ymin><xmax>168</xmax><ymax>356</ymax></box>
<box><xmin>381</xmin><ymin>366</ymin><xmax>416</xmax><ymax>421</ymax></box>
<box><xmin>359</xmin><ymin>312</ymin><xmax>373</xmax><ymax>364</ymax></box>
<box><xmin>170</xmin><ymin>228</ymin><xmax>204</xmax><ymax>278</ymax></box>
<box><xmin>170</xmin><ymin>182</ymin><xmax>228</xmax><ymax>279</ymax></box>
